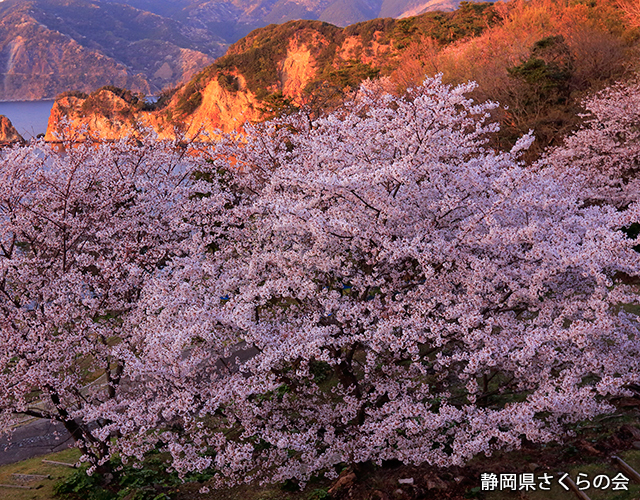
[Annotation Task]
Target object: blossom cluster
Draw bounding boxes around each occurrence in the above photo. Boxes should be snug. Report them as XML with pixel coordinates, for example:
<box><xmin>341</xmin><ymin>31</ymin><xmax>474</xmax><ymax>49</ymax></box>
<box><xmin>1</xmin><ymin>76</ymin><xmax>640</xmax><ymax>485</ymax></box>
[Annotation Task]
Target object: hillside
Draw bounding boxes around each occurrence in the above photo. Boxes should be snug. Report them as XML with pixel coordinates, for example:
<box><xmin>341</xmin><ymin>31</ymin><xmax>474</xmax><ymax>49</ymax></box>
<box><xmin>0</xmin><ymin>0</ymin><xmax>495</xmax><ymax>101</ymax></box>
<box><xmin>46</xmin><ymin>1</ymin><xmax>503</xmax><ymax>139</ymax></box>
<box><xmin>47</xmin><ymin>0</ymin><xmax>640</xmax><ymax>156</ymax></box>
<box><xmin>0</xmin><ymin>0</ymin><xmax>225</xmax><ymax>100</ymax></box>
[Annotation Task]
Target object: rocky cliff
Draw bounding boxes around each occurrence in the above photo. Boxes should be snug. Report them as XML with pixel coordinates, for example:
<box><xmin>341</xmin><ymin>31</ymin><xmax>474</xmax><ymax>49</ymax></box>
<box><xmin>1</xmin><ymin>0</ymin><xmax>501</xmax><ymax>102</ymax></box>
<box><xmin>44</xmin><ymin>77</ymin><xmax>264</xmax><ymax>140</ymax></box>
<box><xmin>45</xmin><ymin>90</ymin><xmax>140</xmax><ymax>141</ymax></box>
<box><xmin>42</xmin><ymin>3</ymin><xmax>508</xmax><ymax>139</ymax></box>
<box><xmin>0</xmin><ymin>0</ymin><xmax>497</xmax><ymax>102</ymax></box>
<box><xmin>0</xmin><ymin>115</ymin><xmax>23</xmax><ymax>143</ymax></box>
<box><xmin>45</xmin><ymin>19</ymin><xmax>390</xmax><ymax>140</ymax></box>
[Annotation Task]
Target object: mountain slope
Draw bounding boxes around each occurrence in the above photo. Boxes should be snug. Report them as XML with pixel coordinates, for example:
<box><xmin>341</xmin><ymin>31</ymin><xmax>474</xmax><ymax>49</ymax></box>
<box><xmin>0</xmin><ymin>0</ymin><xmax>225</xmax><ymax>100</ymax></box>
<box><xmin>319</xmin><ymin>0</ymin><xmax>382</xmax><ymax>26</ymax></box>
<box><xmin>0</xmin><ymin>0</ymin><xmax>495</xmax><ymax>101</ymax></box>
<box><xmin>380</xmin><ymin>0</ymin><xmax>463</xmax><ymax>18</ymax></box>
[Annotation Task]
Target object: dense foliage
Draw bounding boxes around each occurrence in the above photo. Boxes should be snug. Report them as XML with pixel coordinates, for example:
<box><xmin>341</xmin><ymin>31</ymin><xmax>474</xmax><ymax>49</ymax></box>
<box><xmin>2</xmin><ymin>76</ymin><xmax>640</xmax><ymax>491</ymax></box>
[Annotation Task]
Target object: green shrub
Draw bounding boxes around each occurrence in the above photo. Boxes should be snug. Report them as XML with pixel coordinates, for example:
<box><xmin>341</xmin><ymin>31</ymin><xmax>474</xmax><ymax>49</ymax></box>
<box><xmin>218</xmin><ymin>73</ymin><xmax>240</xmax><ymax>92</ymax></box>
<box><xmin>175</xmin><ymin>89</ymin><xmax>203</xmax><ymax>116</ymax></box>
<box><xmin>54</xmin><ymin>455</ymin><xmax>214</xmax><ymax>500</ymax></box>
<box><xmin>307</xmin><ymin>487</ymin><xmax>332</xmax><ymax>499</ymax></box>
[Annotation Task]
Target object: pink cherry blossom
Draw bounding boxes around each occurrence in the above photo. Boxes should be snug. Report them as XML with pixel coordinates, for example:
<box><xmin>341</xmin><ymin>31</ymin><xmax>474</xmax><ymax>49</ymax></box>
<box><xmin>2</xmin><ymin>76</ymin><xmax>640</xmax><ymax>487</ymax></box>
<box><xmin>114</xmin><ymin>76</ymin><xmax>640</xmax><ymax>485</ymax></box>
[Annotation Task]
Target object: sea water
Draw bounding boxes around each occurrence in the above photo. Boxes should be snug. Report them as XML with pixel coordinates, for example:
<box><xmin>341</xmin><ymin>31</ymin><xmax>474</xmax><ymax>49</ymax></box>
<box><xmin>0</xmin><ymin>100</ymin><xmax>55</xmax><ymax>140</ymax></box>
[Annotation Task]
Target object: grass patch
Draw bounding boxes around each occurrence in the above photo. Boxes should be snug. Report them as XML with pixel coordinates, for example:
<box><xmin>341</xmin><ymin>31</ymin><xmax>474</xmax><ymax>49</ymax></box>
<box><xmin>0</xmin><ymin>448</ymin><xmax>81</xmax><ymax>500</ymax></box>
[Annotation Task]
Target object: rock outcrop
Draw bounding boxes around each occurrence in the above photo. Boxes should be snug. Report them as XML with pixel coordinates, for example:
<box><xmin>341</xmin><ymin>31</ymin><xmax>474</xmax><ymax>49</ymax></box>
<box><xmin>44</xmin><ymin>19</ymin><xmax>395</xmax><ymax>139</ymax></box>
<box><xmin>45</xmin><ymin>77</ymin><xmax>264</xmax><ymax>141</ymax></box>
<box><xmin>0</xmin><ymin>115</ymin><xmax>23</xmax><ymax>143</ymax></box>
<box><xmin>45</xmin><ymin>89</ymin><xmax>149</xmax><ymax>141</ymax></box>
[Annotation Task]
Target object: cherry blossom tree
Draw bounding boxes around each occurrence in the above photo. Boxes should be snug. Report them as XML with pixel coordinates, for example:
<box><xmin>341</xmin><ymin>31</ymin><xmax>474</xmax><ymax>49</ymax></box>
<box><xmin>541</xmin><ymin>78</ymin><xmax>640</xmax><ymax>208</ymax></box>
<box><xmin>0</xmin><ymin>133</ymin><xmax>222</xmax><ymax>472</ymax></box>
<box><xmin>114</xmin><ymin>77</ymin><xmax>640</xmax><ymax>486</ymax></box>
